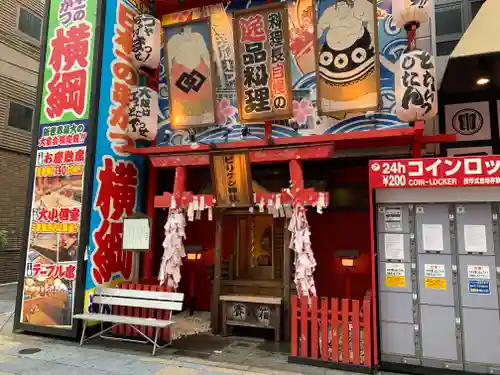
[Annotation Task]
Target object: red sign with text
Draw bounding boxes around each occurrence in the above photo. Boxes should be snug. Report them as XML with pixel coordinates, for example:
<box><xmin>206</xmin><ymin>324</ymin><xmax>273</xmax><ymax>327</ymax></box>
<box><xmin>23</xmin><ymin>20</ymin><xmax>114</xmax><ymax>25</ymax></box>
<box><xmin>369</xmin><ymin>156</ymin><xmax>500</xmax><ymax>189</ymax></box>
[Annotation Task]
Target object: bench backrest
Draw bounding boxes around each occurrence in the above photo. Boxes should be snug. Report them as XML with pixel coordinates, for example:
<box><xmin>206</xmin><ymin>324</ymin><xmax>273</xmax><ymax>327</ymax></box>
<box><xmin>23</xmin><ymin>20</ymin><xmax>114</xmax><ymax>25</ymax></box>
<box><xmin>93</xmin><ymin>287</ymin><xmax>184</xmax><ymax>311</ymax></box>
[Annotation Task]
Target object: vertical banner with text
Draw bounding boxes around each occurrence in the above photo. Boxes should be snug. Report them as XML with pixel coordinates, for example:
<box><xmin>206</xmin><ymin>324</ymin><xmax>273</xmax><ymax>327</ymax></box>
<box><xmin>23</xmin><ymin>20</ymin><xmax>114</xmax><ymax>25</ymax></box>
<box><xmin>211</xmin><ymin>153</ymin><xmax>253</xmax><ymax>207</ymax></box>
<box><xmin>233</xmin><ymin>3</ymin><xmax>293</xmax><ymax>123</ymax></box>
<box><xmin>17</xmin><ymin>0</ymin><xmax>97</xmax><ymax>330</ymax></box>
<box><xmin>83</xmin><ymin>0</ymin><xmax>147</xmax><ymax>316</ymax></box>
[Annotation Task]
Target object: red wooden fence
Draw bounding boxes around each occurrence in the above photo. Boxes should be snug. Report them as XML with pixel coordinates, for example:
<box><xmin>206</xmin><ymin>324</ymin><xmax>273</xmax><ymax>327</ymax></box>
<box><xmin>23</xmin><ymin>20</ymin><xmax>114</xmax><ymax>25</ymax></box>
<box><xmin>291</xmin><ymin>295</ymin><xmax>372</xmax><ymax>367</ymax></box>
<box><xmin>109</xmin><ymin>283</ymin><xmax>173</xmax><ymax>341</ymax></box>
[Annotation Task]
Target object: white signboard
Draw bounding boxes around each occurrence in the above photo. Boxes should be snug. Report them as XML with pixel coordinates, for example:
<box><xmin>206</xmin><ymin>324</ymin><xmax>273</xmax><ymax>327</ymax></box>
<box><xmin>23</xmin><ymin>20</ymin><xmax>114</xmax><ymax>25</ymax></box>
<box><xmin>445</xmin><ymin>101</ymin><xmax>491</xmax><ymax>142</ymax></box>
<box><xmin>122</xmin><ymin>217</ymin><xmax>151</xmax><ymax>251</ymax></box>
<box><xmin>422</xmin><ymin>224</ymin><xmax>444</xmax><ymax>251</ymax></box>
<box><xmin>386</xmin><ymin>263</ymin><xmax>405</xmax><ymax>277</ymax></box>
<box><xmin>425</xmin><ymin>264</ymin><xmax>446</xmax><ymax>278</ymax></box>
<box><xmin>467</xmin><ymin>265</ymin><xmax>490</xmax><ymax>280</ymax></box>
<box><xmin>464</xmin><ymin>224</ymin><xmax>488</xmax><ymax>253</ymax></box>
<box><xmin>384</xmin><ymin>233</ymin><xmax>405</xmax><ymax>260</ymax></box>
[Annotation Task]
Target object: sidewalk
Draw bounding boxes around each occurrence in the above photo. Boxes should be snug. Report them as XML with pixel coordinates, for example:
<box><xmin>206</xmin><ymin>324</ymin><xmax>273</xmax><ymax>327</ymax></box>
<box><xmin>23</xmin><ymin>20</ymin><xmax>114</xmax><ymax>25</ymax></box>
<box><xmin>0</xmin><ymin>284</ymin><xmax>396</xmax><ymax>375</ymax></box>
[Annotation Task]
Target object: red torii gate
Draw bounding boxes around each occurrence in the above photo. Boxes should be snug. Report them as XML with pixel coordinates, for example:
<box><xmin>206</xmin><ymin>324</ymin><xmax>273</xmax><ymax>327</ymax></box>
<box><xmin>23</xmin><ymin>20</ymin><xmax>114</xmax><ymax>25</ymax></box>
<box><xmin>124</xmin><ymin>121</ymin><xmax>454</xmax><ymax>280</ymax></box>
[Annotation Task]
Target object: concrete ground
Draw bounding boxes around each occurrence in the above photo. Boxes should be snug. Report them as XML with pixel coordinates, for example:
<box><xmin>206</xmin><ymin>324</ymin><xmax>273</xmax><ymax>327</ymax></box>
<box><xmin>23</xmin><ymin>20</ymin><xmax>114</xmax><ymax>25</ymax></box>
<box><xmin>0</xmin><ymin>284</ymin><xmax>398</xmax><ymax>375</ymax></box>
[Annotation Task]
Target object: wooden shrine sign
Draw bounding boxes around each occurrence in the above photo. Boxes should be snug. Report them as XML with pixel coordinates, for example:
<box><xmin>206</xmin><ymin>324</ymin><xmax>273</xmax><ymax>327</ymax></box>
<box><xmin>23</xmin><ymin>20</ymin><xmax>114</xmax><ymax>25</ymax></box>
<box><xmin>210</xmin><ymin>152</ymin><xmax>253</xmax><ymax>207</ymax></box>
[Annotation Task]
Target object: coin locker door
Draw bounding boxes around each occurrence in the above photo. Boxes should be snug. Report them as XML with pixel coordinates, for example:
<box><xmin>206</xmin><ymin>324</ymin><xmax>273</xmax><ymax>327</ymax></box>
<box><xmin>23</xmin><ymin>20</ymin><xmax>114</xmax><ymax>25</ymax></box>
<box><xmin>415</xmin><ymin>204</ymin><xmax>461</xmax><ymax>370</ymax></box>
<box><xmin>377</xmin><ymin>205</ymin><xmax>418</xmax><ymax>364</ymax></box>
<box><xmin>456</xmin><ymin>204</ymin><xmax>500</xmax><ymax>373</ymax></box>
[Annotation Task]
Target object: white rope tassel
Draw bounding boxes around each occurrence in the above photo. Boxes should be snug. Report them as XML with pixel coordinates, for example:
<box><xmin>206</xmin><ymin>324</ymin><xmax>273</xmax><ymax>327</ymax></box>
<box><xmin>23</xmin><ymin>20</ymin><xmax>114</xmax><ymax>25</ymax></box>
<box><xmin>259</xmin><ymin>198</ymin><xmax>265</xmax><ymax>213</ymax></box>
<box><xmin>187</xmin><ymin>202</ymin><xmax>195</xmax><ymax>222</ymax></box>
<box><xmin>159</xmin><ymin>209</ymin><xmax>186</xmax><ymax>289</ymax></box>
<box><xmin>288</xmin><ymin>207</ymin><xmax>317</xmax><ymax>297</ymax></box>
<box><xmin>316</xmin><ymin>192</ymin><xmax>325</xmax><ymax>214</ymax></box>
<box><xmin>276</xmin><ymin>193</ymin><xmax>285</xmax><ymax>217</ymax></box>
<box><xmin>208</xmin><ymin>206</ymin><xmax>213</xmax><ymax>221</ymax></box>
<box><xmin>267</xmin><ymin>199</ymin><xmax>274</xmax><ymax>216</ymax></box>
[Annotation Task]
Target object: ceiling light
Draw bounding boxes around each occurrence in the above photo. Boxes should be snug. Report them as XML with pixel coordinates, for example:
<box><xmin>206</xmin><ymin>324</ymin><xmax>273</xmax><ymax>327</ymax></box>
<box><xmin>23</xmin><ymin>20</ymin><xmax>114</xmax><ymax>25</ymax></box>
<box><xmin>477</xmin><ymin>77</ymin><xmax>490</xmax><ymax>85</ymax></box>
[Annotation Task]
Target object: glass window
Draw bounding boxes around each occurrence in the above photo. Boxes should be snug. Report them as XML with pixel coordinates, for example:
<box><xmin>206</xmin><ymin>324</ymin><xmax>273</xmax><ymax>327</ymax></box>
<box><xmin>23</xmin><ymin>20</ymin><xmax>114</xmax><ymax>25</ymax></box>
<box><xmin>236</xmin><ymin>215</ymin><xmax>274</xmax><ymax>280</ymax></box>
<box><xmin>18</xmin><ymin>7</ymin><xmax>42</xmax><ymax>41</ymax></box>
<box><xmin>8</xmin><ymin>101</ymin><xmax>34</xmax><ymax>132</ymax></box>
<box><xmin>437</xmin><ymin>40</ymin><xmax>460</xmax><ymax>56</ymax></box>
<box><xmin>436</xmin><ymin>3</ymin><xmax>463</xmax><ymax>37</ymax></box>
<box><xmin>470</xmin><ymin>0</ymin><xmax>486</xmax><ymax>21</ymax></box>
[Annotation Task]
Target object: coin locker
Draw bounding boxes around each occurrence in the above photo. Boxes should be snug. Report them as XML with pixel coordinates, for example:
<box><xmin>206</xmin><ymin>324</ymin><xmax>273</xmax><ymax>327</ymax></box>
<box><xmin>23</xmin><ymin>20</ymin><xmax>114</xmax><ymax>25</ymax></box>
<box><xmin>377</xmin><ymin>203</ymin><xmax>500</xmax><ymax>374</ymax></box>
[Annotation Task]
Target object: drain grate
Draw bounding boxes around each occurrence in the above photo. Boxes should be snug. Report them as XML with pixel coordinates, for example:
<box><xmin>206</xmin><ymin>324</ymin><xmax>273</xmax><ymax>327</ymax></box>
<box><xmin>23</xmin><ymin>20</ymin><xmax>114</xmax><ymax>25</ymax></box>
<box><xmin>18</xmin><ymin>348</ymin><xmax>41</xmax><ymax>355</ymax></box>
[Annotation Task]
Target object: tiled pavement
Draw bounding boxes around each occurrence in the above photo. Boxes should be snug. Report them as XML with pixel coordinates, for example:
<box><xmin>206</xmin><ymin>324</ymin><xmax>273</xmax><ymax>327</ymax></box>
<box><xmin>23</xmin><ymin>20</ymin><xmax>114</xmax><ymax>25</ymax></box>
<box><xmin>0</xmin><ymin>284</ymin><xmax>399</xmax><ymax>375</ymax></box>
<box><xmin>0</xmin><ymin>333</ymin><xmax>378</xmax><ymax>375</ymax></box>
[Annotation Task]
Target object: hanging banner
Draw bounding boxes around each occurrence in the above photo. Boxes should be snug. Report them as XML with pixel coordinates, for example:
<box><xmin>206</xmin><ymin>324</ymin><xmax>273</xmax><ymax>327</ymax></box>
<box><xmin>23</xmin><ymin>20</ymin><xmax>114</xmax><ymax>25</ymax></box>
<box><xmin>211</xmin><ymin>153</ymin><xmax>253</xmax><ymax>207</ymax></box>
<box><xmin>315</xmin><ymin>0</ymin><xmax>380</xmax><ymax>115</ymax></box>
<box><xmin>233</xmin><ymin>3</ymin><xmax>293</xmax><ymax>123</ymax></box>
<box><xmin>15</xmin><ymin>0</ymin><xmax>97</xmax><ymax>333</ymax></box>
<box><xmin>84</xmin><ymin>0</ymin><xmax>146</xmax><ymax>320</ymax></box>
<box><xmin>369</xmin><ymin>156</ymin><xmax>500</xmax><ymax>189</ymax></box>
<box><xmin>165</xmin><ymin>18</ymin><xmax>217</xmax><ymax>129</ymax></box>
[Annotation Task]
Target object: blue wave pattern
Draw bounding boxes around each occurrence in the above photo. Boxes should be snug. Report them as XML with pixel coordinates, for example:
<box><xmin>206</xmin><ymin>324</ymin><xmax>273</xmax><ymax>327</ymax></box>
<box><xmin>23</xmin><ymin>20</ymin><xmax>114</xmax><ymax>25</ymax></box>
<box><xmin>156</xmin><ymin>0</ymin><xmax>408</xmax><ymax>146</ymax></box>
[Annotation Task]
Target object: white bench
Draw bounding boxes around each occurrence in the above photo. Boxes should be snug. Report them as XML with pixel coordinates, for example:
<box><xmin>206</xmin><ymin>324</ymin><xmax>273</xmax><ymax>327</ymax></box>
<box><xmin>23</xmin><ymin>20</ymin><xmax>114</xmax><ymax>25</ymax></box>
<box><xmin>73</xmin><ymin>287</ymin><xmax>184</xmax><ymax>355</ymax></box>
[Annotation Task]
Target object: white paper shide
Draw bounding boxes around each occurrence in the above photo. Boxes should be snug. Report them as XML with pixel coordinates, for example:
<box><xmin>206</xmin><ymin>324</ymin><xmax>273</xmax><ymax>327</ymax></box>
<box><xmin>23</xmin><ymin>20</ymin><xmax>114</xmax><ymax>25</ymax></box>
<box><xmin>159</xmin><ymin>210</ymin><xmax>186</xmax><ymax>289</ymax></box>
<box><xmin>289</xmin><ymin>207</ymin><xmax>317</xmax><ymax>297</ymax></box>
<box><xmin>392</xmin><ymin>0</ymin><xmax>432</xmax><ymax>29</ymax></box>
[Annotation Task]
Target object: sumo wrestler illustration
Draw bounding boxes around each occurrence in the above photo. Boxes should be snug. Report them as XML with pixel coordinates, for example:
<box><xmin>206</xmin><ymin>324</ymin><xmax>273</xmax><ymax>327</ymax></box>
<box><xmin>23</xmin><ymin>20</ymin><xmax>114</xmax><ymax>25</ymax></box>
<box><xmin>166</xmin><ymin>22</ymin><xmax>216</xmax><ymax>128</ymax></box>
<box><xmin>316</xmin><ymin>0</ymin><xmax>378</xmax><ymax>113</ymax></box>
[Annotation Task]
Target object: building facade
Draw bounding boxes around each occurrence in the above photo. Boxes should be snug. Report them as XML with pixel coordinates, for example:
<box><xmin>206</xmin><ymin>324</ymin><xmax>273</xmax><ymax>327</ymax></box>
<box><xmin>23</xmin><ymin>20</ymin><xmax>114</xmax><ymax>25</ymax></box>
<box><xmin>0</xmin><ymin>0</ymin><xmax>43</xmax><ymax>283</ymax></box>
<box><xmin>435</xmin><ymin>0</ymin><xmax>486</xmax><ymax>80</ymax></box>
<box><xmin>434</xmin><ymin>0</ymin><xmax>500</xmax><ymax>158</ymax></box>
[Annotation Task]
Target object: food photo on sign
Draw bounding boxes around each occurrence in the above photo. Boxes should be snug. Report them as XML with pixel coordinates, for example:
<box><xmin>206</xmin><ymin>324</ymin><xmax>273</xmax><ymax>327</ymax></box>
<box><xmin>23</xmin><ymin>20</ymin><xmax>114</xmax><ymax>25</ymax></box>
<box><xmin>21</xmin><ymin>271</ymin><xmax>75</xmax><ymax>327</ymax></box>
<box><xmin>33</xmin><ymin>175</ymin><xmax>83</xmax><ymax>209</ymax></box>
<box><xmin>58</xmin><ymin>233</ymin><xmax>79</xmax><ymax>262</ymax></box>
<box><xmin>28</xmin><ymin>233</ymin><xmax>59</xmax><ymax>263</ymax></box>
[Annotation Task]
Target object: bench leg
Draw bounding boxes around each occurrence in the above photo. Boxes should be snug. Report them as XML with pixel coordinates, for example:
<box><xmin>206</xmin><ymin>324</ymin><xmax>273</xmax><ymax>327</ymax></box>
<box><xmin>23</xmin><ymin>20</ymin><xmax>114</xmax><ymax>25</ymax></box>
<box><xmin>152</xmin><ymin>327</ymin><xmax>160</xmax><ymax>356</ymax></box>
<box><xmin>80</xmin><ymin>321</ymin><xmax>88</xmax><ymax>346</ymax></box>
